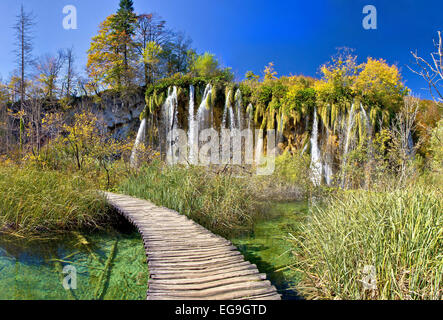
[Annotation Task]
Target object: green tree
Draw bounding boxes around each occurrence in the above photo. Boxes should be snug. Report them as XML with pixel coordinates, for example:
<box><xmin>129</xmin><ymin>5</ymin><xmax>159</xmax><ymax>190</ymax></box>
<box><xmin>87</xmin><ymin>15</ymin><xmax>125</xmax><ymax>89</ymax></box>
<box><xmin>190</xmin><ymin>52</ymin><xmax>219</xmax><ymax>77</ymax></box>
<box><xmin>188</xmin><ymin>52</ymin><xmax>233</xmax><ymax>80</ymax></box>
<box><xmin>86</xmin><ymin>1</ymin><xmax>138</xmax><ymax>89</ymax></box>
<box><xmin>141</xmin><ymin>41</ymin><xmax>163</xmax><ymax>83</ymax></box>
<box><xmin>111</xmin><ymin>0</ymin><xmax>137</xmax><ymax>78</ymax></box>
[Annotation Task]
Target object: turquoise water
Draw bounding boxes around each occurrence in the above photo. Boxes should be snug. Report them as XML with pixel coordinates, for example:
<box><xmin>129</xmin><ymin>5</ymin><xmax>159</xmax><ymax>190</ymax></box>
<box><xmin>0</xmin><ymin>202</ymin><xmax>307</xmax><ymax>300</ymax></box>
<box><xmin>0</xmin><ymin>231</ymin><xmax>148</xmax><ymax>300</ymax></box>
<box><xmin>231</xmin><ymin>201</ymin><xmax>309</xmax><ymax>300</ymax></box>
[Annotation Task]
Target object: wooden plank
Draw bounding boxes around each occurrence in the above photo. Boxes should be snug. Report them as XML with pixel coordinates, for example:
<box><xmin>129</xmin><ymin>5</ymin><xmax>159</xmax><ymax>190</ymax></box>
<box><xmin>148</xmin><ymin>251</ymin><xmax>241</xmax><ymax>262</ymax></box>
<box><xmin>145</xmin><ymin>243</ymin><xmax>233</xmax><ymax>251</ymax></box>
<box><xmin>148</xmin><ymin>252</ymin><xmax>242</xmax><ymax>265</ymax></box>
<box><xmin>147</xmin><ymin>247</ymin><xmax>238</xmax><ymax>258</ymax></box>
<box><xmin>148</xmin><ymin>284</ymin><xmax>277</xmax><ymax>300</ymax></box>
<box><xmin>148</xmin><ymin>256</ymin><xmax>245</xmax><ymax>269</ymax></box>
<box><xmin>149</xmin><ymin>270</ymin><xmax>266</xmax><ymax>285</ymax></box>
<box><xmin>148</xmin><ymin>261</ymin><xmax>256</xmax><ymax>277</ymax></box>
<box><xmin>148</xmin><ymin>275</ymin><xmax>267</xmax><ymax>291</ymax></box>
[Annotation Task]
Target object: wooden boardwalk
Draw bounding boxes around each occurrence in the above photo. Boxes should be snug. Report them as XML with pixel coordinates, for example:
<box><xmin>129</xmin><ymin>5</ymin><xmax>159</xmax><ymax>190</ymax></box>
<box><xmin>104</xmin><ymin>192</ymin><xmax>281</xmax><ymax>300</ymax></box>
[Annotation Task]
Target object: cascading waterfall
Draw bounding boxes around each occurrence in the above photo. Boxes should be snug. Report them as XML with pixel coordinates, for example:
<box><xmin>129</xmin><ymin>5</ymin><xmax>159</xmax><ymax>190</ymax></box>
<box><xmin>135</xmin><ymin>83</ymin><xmax>383</xmax><ymax>186</ymax></box>
<box><xmin>324</xmin><ymin>161</ymin><xmax>333</xmax><ymax>185</ymax></box>
<box><xmin>323</xmin><ymin>130</ymin><xmax>333</xmax><ymax>186</ymax></box>
<box><xmin>135</xmin><ymin>84</ymin><xmax>373</xmax><ymax>186</ymax></box>
<box><xmin>229</xmin><ymin>107</ymin><xmax>235</xmax><ymax>130</ymax></box>
<box><xmin>222</xmin><ymin>89</ymin><xmax>243</xmax><ymax>132</ymax></box>
<box><xmin>278</xmin><ymin>114</ymin><xmax>284</xmax><ymax>143</ymax></box>
<box><xmin>343</xmin><ymin>103</ymin><xmax>356</xmax><ymax>159</ymax></box>
<box><xmin>246</xmin><ymin>103</ymin><xmax>254</xmax><ymax>130</ymax></box>
<box><xmin>301</xmin><ymin>115</ymin><xmax>310</xmax><ymax>156</ymax></box>
<box><xmin>360</xmin><ymin>104</ymin><xmax>371</xmax><ymax>136</ymax></box>
<box><xmin>197</xmin><ymin>84</ymin><xmax>213</xmax><ymax>132</ymax></box>
<box><xmin>255</xmin><ymin>130</ymin><xmax>264</xmax><ymax>165</ymax></box>
<box><xmin>222</xmin><ymin>89</ymin><xmax>232</xmax><ymax>129</ymax></box>
<box><xmin>310</xmin><ymin>107</ymin><xmax>322</xmax><ymax>186</ymax></box>
<box><xmin>340</xmin><ymin>102</ymin><xmax>356</xmax><ymax>188</ymax></box>
<box><xmin>130</xmin><ymin>118</ymin><xmax>147</xmax><ymax>167</ymax></box>
<box><xmin>188</xmin><ymin>85</ymin><xmax>197</xmax><ymax>164</ymax></box>
<box><xmin>234</xmin><ymin>89</ymin><xmax>243</xmax><ymax>131</ymax></box>
<box><xmin>164</xmin><ymin>86</ymin><xmax>179</xmax><ymax>163</ymax></box>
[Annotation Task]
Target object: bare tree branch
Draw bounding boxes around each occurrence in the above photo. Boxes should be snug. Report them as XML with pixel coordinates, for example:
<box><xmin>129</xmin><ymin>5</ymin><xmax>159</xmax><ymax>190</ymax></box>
<box><xmin>409</xmin><ymin>31</ymin><xmax>443</xmax><ymax>107</ymax></box>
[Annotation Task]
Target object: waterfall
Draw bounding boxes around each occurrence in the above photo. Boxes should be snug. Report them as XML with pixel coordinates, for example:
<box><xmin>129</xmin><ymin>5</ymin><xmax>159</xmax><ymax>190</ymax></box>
<box><xmin>197</xmin><ymin>84</ymin><xmax>213</xmax><ymax>132</ymax></box>
<box><xmin>310</xmin><ymin>107</ymin><xmax>322</xmax><ymax>186</ymax></box>
<box><xmin>324</xmin><ymin>161</ymin><xmax>333</xmax><ymax>185</ymax></box>
<box><xmin>229</xmin><ymin>106</ymin><xmax>235</xmax><ymax>130</ymax></box>
<box><xmin>234</xmin><ymin>89</ymin><xmax>243</xmax><ymax>131</ymax></box>
<box><xmin>164</xmin><ymin>86</ymin><xmax>178</xmax><ymax>162</ymax></box>
<box><xmin>323</xmin><ymin>130</ymin><xmax>333</xmax><ymax>186</ymax></box>
<box><xmin>222</xmin><ymin>89</ymin><xmax>233</xmax><ymax>130</ymax></box>
<box><xmin>255</xmin><ymin>130</ymin><xmax>264</xmax><ymax>165</ymax></box>
<box><xmin>246</xmin><ymin>103</ymin><xmax>254</xmax><ymax>130</ymax></box>
<box><xmin>341</xmin><ymin>102</ymin><xmax>356</xmax><ymax>188</ymax></box>
<box><xmin>360</xmin><ymin>103</ymin><xmax>373</xmax><ymax>142</ymax></box>
<box><xmin>277</xmin><ymin>113</ymin><xmax>284</xmax><ymax>144</ymax></box>
<box><xmin>343</xmin><ymin>103</ymin><xmax>355</xmax><ymax>158</ymax></box>
<box><xmin>222</xmin><ymin>89</ymin><xmax>243</xmax><ymax>131</ymax></box>
<box><xmin>130</xmin><ymin>118</ymin><xmax>147</xmax><ymax>167</ymax></box>
<box><xmin>188</xmin><ymin>85</ymin><xmax>197</xmax><ymax>164</ymax></box>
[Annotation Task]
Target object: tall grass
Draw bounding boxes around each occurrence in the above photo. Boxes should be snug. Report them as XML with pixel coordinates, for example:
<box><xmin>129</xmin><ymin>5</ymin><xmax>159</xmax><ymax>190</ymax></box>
<box><xmin>118</xmin><ymin>161</ymin><xmax>262</xmax><ymax>237</ymax></box>
<box><xmin>0</xmin><ymin>165</ymin><xmax>109</xmax><ymax>237</ymax></box>
<box><xmin>291</xmin><ymin>186</ymin><xmax>442</xmax><ymax>300</ymax></box>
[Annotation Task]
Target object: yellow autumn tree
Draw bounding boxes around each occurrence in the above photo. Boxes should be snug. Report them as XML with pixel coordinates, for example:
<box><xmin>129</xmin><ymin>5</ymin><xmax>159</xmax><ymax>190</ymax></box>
<box><xmin>355</xmin><ymin>57</ymin><xmax>408</xmax><ymax>127</ymax></box>
<box><xmin>87</xmin><ymin>15</ymin><xmax>137</xmax><ymax>90</ymax></box>
<box><xmin>355</xmin><ymin>57</ymin><xmax>407</xmax><ymax>109</ymax></box>
<box><xmin>313</xmin><ymin>49</ymin><xmax>359</xmax><ymax>132</ymax></box>
<box><xmin>141</xmin><ymin>41</ymin><xmax>163</xmax><ymax>83</ymax></box>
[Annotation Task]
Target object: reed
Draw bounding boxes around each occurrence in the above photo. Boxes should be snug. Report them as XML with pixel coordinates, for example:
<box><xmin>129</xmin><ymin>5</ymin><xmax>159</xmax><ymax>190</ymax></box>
<box><xmin>290</xmin><ymin>185</ymin><xmax>443</xmax><ymax>300</ymax></box>
<box><xmin>118</xmin><ymin>160</ymin><xmax>262</xmax><ymax>237</ymax></box>
<box><xmin>0</xmin><ymin>165</ymin><xmax>109</xmax><ymax>237</ymax></box>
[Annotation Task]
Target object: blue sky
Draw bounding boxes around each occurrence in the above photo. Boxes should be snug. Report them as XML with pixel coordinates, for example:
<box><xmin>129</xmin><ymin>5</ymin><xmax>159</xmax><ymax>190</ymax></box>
<box><xmin>0</xmin><ymin>0</ymin><xmax>442</xmax><ymax>99</ymax></box>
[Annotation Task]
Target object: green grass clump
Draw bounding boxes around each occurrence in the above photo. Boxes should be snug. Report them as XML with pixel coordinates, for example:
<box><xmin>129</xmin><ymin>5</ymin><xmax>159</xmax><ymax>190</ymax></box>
<box><xmin>118</xmin><ymin>161</ymin><xmax>262</xmax><ymax>237</ymax></box>
<box><xmin>291</xmin><ymin>186</ymin><xmax>442</xmax><ymax>300</ymax></box>
<box><xmin>0</xmin><ymin>166</ymin><xmax>109</xmax><ymax>237</ymax></box>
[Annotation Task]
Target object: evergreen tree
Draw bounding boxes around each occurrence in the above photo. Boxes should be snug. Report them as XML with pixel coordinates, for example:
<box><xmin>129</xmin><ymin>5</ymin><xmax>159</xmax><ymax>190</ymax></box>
<box><xmin>111</xmin><ymin>0</ymin><xmax>137</xmax><ymax>85</ymax></box>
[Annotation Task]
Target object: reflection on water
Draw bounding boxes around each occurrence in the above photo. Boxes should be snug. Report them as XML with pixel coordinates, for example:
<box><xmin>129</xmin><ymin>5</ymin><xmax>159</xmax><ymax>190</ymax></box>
<box><xmin>231</xmin><ymin>201</ymin><xmax>308</xmax><ymax>300</ymax></box>
<box><xmin>0</xmin><ymin>231</ymin><xmax>148</xmax><ymax>300</ymax></box>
